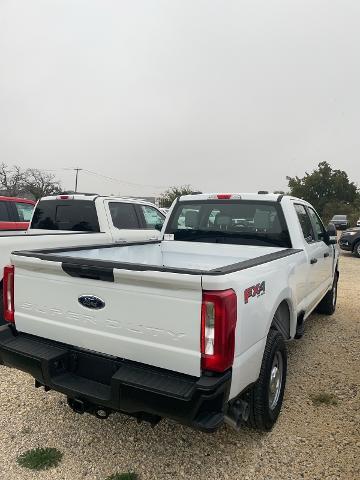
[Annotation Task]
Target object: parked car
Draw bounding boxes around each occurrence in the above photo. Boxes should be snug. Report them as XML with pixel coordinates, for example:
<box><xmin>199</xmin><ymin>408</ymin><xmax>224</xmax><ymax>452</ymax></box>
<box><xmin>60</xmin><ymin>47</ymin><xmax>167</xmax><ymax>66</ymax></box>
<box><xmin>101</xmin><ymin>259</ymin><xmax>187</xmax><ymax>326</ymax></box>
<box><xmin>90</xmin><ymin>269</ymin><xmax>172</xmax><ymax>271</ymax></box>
<box><xmin>0</xmin><ymin>193</ymin><xmax>338</xmax><ymax>432</ymax></box>
<box><xmin>0</xmin><ymin>196</ymin><xmax>35</xmax><ymax>231</ymax></box>
<box><xmin>330</xmin><ymin>214</ymin><xmax>350</xmax><ymax>230</ymax></box>
<box><xmin>356</xmin><ymin>218</ymin><xmax>360</xmax><ymax>227</ymax></box>
<box><xmin>339</xmin><ymin>228</ymin><xmax>360</xmax><ymax>257</ymax></box>
<box><xmin>0</xmin><ymin>194</ymin><xmax>165</xmax><ymax>322</ymax></box>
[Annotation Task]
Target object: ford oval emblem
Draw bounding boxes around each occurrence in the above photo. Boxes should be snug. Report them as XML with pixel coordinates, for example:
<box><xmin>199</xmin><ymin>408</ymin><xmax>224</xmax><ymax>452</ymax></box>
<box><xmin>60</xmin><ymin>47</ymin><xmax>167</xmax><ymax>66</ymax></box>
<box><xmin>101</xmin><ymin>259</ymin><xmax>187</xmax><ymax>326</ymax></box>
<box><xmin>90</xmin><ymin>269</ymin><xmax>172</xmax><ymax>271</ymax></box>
<box><xmin>78</xmin><ymin>295</ymin><xmax>105</xmax><ymax>310</ymax></box>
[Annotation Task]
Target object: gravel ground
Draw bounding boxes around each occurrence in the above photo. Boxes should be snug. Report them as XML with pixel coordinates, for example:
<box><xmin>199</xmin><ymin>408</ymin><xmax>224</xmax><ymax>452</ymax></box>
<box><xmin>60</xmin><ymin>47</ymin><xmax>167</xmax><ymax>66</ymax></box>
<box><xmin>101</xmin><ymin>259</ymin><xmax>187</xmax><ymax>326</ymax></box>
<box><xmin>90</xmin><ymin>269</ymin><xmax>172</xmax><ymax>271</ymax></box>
<box><xmin>0</xmin><ymin>252</ymin><xmax>359</xmax><ymax>480</ymax></box>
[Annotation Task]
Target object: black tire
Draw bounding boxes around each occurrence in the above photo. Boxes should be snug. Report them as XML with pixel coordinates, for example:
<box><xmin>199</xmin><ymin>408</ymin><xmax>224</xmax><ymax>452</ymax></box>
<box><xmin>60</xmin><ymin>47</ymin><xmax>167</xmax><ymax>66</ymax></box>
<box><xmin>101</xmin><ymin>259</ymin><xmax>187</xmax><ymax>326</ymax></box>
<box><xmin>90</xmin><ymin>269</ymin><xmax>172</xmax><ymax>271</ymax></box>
<box><xmin>243</xmin><ymin>329</ymin><xmax>287</xmax><ymax>431</ymax></box>
<box><xmin>316</xmin><ymin>274</ymin><xmax>338</xmax><ymax>315</ymax></box>
<box><xmin>353</xmin><ymin>241</ymin><xmax>360</xmax><ymax>258</ymax></box>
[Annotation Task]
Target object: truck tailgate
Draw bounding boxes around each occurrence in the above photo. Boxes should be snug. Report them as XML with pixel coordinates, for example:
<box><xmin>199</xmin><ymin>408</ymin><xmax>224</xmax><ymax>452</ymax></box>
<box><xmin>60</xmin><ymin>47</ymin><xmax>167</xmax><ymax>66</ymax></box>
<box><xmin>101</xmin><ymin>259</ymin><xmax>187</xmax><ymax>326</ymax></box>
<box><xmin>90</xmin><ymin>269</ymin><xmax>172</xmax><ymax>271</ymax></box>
<box><xmin>12</xmin><ymin>256</ymin><xmax>203</xmax><ymax>377</ymax></box>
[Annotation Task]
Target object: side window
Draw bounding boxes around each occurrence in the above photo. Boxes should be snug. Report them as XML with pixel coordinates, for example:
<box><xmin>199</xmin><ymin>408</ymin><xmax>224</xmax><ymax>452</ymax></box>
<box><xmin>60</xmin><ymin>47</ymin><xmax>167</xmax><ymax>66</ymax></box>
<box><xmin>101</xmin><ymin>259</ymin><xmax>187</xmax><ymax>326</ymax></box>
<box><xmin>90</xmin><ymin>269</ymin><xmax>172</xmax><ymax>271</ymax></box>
<box><xmin>0</xmin><ymin>202</ymin><xmax>10</xmax><ymax>221</ymax></box>
<box><xmin>294</xmin><ymin>204</ymin><xmax>315</xmax><ymax>243</ymax></box>
<box><xmin>307</xmin><ymin>207</ymin><xmax>326</xmax><ymax>242</ymax></box>
<box><xmin>15</xmin><ymin>202</ymin><xmax>34</xmax><ymax>222</ymax></box>
<box><xmin>109</xmin><ymin>202</ymin><xmax>140</xmax><ymax>229</ymax></box>
<box><xmin>140</xmin><ymin>206</ymin><xmax>164</xmax><ymax>231</ymax></box>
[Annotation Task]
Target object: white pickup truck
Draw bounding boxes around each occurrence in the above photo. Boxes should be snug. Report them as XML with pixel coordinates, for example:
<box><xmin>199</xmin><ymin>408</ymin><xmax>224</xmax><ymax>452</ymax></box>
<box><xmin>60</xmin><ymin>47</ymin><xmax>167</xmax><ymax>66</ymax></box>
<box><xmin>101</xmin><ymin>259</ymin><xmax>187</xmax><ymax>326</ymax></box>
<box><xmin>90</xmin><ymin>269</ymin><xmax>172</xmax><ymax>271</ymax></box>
<box><xmin>0</xmin><ymin>194</ymin><xmax>165</xmax><ymax>322</ymax></box>
<box><xmin>0</xmin><ymin>193</ymin><xmax>338</xmax><ymax>432</ymax></box>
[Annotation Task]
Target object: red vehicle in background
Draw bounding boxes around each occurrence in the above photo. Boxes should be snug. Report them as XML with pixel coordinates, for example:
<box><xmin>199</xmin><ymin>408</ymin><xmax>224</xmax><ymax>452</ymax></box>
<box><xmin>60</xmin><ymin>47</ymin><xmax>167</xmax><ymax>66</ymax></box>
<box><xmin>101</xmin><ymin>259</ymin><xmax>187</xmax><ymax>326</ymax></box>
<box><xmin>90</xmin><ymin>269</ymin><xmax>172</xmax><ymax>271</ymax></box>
<box><xmin>0</xmin><ymin>196</ymin><xmax>35</xmax><ymax>231</ymax></box>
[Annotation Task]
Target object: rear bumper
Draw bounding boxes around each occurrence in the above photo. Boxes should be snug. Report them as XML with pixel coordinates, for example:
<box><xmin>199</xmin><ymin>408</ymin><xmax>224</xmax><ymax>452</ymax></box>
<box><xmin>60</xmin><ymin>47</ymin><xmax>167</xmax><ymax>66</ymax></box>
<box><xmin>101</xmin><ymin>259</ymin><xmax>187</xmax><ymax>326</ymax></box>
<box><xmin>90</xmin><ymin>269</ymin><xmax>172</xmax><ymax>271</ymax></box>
<box><xmin>0</xmin><ymin>325</ymin><xmax>231</xmax><ymax>432</ymax></box>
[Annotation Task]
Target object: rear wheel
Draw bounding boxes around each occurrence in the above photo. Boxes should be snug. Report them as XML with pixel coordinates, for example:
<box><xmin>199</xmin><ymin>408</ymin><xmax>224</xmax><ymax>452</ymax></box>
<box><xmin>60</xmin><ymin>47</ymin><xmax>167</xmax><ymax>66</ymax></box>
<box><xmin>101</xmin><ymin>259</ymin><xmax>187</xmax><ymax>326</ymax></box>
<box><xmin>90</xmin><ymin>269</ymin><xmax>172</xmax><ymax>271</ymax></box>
<box><xmin>354</xmin><ymin>241</ymin><xmax>360</xmax><ymax>258</ymax></box>
<box><xmin>243</xmin><ymin>329</ymin><xmax>287</xmax><ymax>431</ymax></box>
<box><xmin>316</xmin><ymin>274</ymin><xmax>338</xmax><ymax>315</ymax></box>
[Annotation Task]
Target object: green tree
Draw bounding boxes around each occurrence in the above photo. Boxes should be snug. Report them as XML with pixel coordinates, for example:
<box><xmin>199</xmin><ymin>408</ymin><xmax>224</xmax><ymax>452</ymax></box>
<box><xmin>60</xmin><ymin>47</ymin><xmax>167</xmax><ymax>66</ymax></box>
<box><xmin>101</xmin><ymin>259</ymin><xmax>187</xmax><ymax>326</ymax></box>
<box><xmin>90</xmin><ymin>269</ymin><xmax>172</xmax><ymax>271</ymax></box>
<box><xmin>159</xmin><ymin>185</ymin><xmax>198</xmax><ymax>208</ymax></box>
<box><xmin>287</xmin><ymin>162</ymin><xmax>359</xmax><ymax>217</ymax></box>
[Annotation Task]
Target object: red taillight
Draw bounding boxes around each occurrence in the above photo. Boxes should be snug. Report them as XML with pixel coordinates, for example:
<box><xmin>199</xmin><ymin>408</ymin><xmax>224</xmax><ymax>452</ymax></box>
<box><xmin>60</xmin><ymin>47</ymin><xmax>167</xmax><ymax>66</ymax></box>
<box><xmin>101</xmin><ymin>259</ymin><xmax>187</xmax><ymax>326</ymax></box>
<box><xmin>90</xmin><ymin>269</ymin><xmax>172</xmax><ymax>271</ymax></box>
<box><xmin>3</xmin><ymin>265</ymin><xmax>15</xmax><ymax>323</ymax></box>
<box><xmin>201</xmin><ymin>289</ymin><xmax>237</xmax><ymax>372</ymax></box>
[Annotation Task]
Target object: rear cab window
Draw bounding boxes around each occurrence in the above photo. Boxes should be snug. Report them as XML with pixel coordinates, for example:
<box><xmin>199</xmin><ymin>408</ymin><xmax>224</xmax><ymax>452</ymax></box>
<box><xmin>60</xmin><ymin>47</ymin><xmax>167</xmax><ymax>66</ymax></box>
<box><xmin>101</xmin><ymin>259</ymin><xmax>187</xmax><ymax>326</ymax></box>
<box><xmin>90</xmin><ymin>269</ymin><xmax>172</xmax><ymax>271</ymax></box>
<box><xmin>166</xmin><ymin>200</ymin><xmax>292</xmax><ymax>247</ymax></box>
<box><xmin>31</xmin><ymin>200</ymin><xmax>100</xmax><ymax>231</ymax></box>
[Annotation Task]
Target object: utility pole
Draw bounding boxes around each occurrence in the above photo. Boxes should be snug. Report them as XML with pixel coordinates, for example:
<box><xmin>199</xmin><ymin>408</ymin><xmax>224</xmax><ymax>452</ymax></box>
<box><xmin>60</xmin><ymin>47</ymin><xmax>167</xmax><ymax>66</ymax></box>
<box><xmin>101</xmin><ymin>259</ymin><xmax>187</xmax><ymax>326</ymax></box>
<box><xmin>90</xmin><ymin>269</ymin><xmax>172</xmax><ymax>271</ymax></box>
<box><xmin>74</xmin><ymin>168</ymin><xmax>82</xmax><ymax>193</ymax></box>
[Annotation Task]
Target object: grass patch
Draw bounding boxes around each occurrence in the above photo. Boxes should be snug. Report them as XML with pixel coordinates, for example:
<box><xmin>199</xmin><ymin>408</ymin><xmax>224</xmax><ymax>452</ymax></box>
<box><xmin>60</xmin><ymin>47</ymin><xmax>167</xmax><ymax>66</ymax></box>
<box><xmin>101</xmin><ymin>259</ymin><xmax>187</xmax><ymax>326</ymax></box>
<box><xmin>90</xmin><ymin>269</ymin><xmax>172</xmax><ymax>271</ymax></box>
<box><xmin>105</xmin><ymin>473</ymin><xmax>138</xmax><ymax>480</ymax></box>
<box><xmin>17</xmin><ymin>447</ymin><xmax>63</xmax><ymax>471</ymax></box>
<box><xmin>311</xmin><ymin>392</ymin><xmax>338</xmax><ymax>406</ymax></box>
<box><xmin>20</xmin><ymin>426</ymin><xmax>32</xmax><ymax>435</ymax></box>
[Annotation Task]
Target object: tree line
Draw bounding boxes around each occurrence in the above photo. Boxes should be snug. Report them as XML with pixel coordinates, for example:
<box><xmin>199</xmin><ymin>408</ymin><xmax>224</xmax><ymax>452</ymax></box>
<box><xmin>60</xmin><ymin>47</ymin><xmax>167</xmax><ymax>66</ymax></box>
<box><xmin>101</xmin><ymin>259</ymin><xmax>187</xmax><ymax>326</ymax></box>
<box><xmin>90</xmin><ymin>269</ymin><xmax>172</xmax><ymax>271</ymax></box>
<box><xmin>286</xmin><ymin>161</ymin><xmax>360</xmax><ymax>224</ymax></box>
<box><xmin>159</xmin><ymin>162</ymin><xmax>360</xmax><ymax>224</ymax></box>
<box><xmin>2</xmin><ymin>161</ymin><xmax>359</xmax><ymax>224</ymax></box>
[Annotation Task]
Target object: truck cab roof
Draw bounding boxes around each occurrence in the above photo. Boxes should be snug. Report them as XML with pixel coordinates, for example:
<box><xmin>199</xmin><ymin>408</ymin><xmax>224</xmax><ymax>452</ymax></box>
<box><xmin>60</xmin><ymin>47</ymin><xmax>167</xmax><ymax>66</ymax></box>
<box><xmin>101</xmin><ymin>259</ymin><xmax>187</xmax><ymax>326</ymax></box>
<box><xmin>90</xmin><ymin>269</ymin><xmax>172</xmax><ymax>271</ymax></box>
<box><xmin>41</xmin><ymin>194</ymin><xmax>159</xmax><ymax>208</ymax></box>
<box><xmin>178</xmin><ymin>192</ymin><xmax>305</xmax><ymax>204</ymax></box>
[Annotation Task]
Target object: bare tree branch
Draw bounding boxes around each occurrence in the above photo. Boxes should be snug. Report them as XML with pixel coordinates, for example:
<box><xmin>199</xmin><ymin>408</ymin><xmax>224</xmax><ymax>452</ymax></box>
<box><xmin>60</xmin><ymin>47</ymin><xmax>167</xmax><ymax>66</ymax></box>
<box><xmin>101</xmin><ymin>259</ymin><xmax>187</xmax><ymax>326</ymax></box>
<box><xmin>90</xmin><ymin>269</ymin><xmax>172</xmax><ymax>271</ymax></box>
<box><xmin>0</xmin><ymin>163</ymin><xmax>26</xmax><ymax>196</ymax></box>
<box><xmin>24</xmin><ymin>169</ymin><xmax>62</xmax><ymax>200</ymax></box>
<box><xmin>0</xmin><ymin>163</ymin><xmax>62</xmax><ymax>199</ymax></box>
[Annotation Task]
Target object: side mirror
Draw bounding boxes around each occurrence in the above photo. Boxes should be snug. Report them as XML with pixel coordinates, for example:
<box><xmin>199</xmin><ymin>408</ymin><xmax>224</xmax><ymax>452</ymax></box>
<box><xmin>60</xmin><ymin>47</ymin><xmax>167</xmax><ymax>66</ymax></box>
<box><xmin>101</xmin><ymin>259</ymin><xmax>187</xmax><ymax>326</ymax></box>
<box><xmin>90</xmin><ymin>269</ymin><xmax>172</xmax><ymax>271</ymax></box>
<box><xmin>326</xmin><ymin>223</ymin><xmax>337</xmax><ymax>245</ymax></box>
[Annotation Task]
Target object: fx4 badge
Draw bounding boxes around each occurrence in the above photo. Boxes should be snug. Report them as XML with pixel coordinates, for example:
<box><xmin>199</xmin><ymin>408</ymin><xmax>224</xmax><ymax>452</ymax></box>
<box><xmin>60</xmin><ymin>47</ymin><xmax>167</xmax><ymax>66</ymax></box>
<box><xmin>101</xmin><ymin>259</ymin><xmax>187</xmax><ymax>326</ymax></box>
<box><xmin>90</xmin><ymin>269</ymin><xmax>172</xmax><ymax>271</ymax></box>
<box><xmin>244</xmin><ymin>281</ymin><xmax>266</xmax><ymax>304</ymax></box>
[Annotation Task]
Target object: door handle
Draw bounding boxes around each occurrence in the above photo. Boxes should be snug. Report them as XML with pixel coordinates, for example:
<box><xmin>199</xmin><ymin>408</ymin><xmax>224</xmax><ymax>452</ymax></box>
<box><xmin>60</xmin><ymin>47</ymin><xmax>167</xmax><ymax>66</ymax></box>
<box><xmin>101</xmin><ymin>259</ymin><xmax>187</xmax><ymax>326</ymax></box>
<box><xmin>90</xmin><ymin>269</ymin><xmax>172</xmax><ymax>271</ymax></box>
<box><xmin>310</xmin><ymin>258</ymin><xmax>318</xmax><ymax>264</ymax></box>
<box><xmin>324</xmin><ymin>252</ymin><xmax>330</xmax><ymax>258</ymax></box>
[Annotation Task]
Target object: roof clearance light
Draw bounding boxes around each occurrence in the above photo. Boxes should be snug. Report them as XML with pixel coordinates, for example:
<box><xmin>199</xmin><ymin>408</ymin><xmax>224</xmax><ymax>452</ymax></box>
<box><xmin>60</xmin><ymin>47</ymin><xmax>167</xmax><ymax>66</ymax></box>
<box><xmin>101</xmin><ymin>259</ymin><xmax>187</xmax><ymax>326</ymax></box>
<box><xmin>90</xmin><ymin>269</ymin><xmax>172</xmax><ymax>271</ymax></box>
<box><xmin>57</xmin><ymin>195</ymin><xmax>74</xmax><ymax>200</ymax></box>
<box><xmin>208</xmin><ymin>194</ymin><xmax>241</xmax><ymax>200</ymax></box>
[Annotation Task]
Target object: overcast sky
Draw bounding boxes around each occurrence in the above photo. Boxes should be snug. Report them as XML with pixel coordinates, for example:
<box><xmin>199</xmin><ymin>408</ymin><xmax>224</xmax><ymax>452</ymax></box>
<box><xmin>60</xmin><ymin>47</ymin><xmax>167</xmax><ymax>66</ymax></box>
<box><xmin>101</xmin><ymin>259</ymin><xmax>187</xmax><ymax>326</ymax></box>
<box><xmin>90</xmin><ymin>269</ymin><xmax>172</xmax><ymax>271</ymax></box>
<box><xmin>1</xmin><ymin>0</ymin><xmax>359</xmax><ymax>197</ymax></box>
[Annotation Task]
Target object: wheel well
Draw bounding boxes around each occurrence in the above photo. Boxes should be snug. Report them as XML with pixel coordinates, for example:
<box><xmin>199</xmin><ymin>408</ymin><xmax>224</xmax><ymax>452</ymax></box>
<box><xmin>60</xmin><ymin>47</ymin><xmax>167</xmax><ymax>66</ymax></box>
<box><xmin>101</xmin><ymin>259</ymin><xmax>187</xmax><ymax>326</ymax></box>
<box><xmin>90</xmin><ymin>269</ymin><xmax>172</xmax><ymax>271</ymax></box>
<box><xmin>271</xmin><ymin>301</ymin><xmax>291</xmax><ymax>339</ymax></box>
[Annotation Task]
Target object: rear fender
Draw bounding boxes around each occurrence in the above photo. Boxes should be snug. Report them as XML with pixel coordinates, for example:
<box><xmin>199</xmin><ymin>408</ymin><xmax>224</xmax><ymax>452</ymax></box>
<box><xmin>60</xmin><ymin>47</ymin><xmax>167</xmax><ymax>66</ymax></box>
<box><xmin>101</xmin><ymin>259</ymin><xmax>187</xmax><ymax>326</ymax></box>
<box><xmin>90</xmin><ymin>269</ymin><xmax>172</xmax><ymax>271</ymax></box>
<box><xmin>267</xmin><ymin>288</ymin><xmax>297</xmax><ymax>340</ymax></box>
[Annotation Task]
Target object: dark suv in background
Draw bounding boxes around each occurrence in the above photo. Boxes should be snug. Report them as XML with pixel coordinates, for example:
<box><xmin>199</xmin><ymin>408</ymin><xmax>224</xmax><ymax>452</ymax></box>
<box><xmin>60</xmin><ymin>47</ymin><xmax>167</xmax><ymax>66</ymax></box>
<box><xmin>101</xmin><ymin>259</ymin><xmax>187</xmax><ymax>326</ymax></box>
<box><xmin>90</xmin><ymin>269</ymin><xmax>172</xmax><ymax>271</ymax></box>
<box><xmin>339</xmin><ymin>228</ymin><xmax>360</xmax><ymax>257</ymax></box>
<box><xmin>330</xmin><ymin>214</ymin><xmax>350</xmax><ymax>230</ymax></box>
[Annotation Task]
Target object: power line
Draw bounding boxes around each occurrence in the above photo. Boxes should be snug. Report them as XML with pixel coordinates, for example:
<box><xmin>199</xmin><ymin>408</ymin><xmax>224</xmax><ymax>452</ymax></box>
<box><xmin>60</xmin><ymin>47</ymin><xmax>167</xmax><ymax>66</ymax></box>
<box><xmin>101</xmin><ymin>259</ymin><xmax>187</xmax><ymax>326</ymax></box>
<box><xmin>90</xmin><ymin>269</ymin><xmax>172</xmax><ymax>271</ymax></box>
<box><xmin>82</xmin><ymin>169</ymin><xmax>167</xmax><ymax>190</ymax></box>
<box><xmin>44</xmin><ymin>167</ymin><xmax>168</xmax><ymax>192</ymax></box>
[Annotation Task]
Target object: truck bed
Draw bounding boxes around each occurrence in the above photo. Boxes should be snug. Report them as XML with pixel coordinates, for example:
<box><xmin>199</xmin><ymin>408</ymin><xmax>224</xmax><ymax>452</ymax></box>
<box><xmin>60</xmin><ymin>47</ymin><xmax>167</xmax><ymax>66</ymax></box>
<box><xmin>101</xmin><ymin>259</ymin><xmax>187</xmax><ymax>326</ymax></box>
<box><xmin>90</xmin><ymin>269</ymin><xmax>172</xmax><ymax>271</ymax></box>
<box><xmin>10</xmin><ymin>240</ymin><xmax>302</xmax><ymax>377</ymax></box>
<box><xmin>15</xmin><ymin>240</ymin><xmax>299</xmax><ymax>275</ymax></box>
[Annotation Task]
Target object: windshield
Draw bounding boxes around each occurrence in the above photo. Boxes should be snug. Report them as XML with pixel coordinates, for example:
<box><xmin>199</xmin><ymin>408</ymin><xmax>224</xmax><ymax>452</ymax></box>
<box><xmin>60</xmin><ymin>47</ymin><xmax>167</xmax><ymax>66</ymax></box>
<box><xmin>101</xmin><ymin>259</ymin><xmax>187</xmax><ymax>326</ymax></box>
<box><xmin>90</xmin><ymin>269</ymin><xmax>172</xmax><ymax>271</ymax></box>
<box><xmin>332</xmin><ymin>215</ymin><xmax>347</xmax><ymax>220</ymax></box>
<box><xmin>166</xmin><ymin>200</ymin><xmax>292</xmax><ymax>247</ymax></box>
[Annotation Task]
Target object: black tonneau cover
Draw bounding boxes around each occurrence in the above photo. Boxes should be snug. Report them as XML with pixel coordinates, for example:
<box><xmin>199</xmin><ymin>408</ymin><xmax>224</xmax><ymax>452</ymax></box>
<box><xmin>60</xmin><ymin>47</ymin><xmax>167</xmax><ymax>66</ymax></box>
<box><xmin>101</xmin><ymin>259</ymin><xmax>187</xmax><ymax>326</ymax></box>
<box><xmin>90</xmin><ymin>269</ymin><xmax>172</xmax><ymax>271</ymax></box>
<box><xmin>12</xmin><ymin>241</ymin><xmax>302</xmax><ymax>280</ymax></box>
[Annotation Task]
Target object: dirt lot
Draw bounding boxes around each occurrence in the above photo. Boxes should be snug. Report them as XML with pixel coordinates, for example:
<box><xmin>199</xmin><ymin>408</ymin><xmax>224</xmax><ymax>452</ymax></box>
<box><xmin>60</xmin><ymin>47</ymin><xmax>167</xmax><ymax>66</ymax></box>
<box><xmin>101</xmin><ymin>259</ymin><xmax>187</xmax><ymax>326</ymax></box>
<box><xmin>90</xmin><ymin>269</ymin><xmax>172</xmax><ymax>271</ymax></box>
<box><xmin>0</xmin><ymin>252</ymin><xmax>359</xmax><ymax>480</ymax></box>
